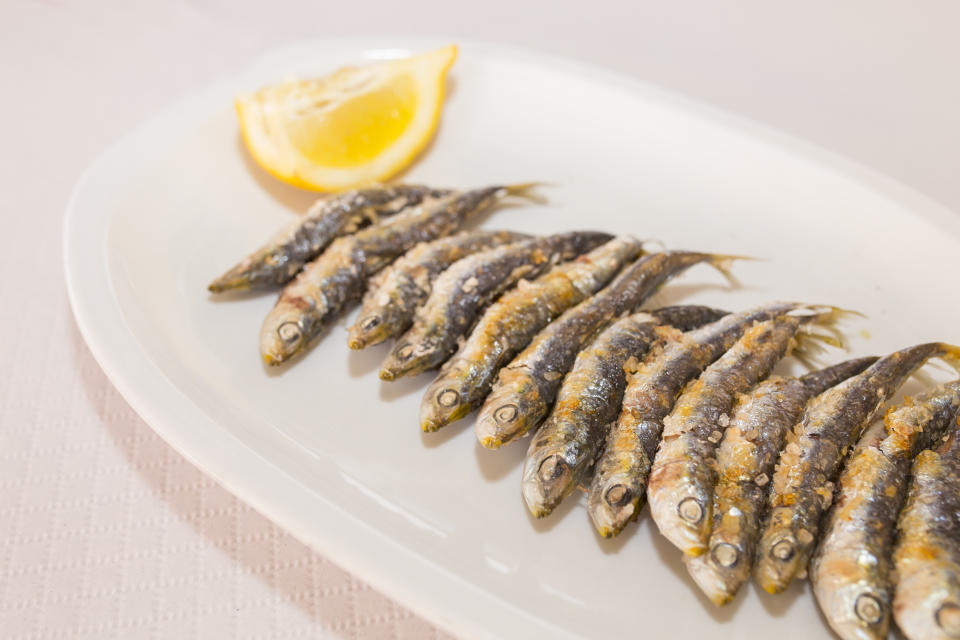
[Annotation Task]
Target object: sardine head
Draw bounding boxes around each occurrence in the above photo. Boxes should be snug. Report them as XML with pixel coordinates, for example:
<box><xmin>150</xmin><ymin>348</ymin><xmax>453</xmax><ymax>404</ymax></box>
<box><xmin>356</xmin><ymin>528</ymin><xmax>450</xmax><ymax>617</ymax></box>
<box><xmin>380</xmin><ymin>339</ymin><xmax>440</xmax><ymax>381</ymax></box>
<box><xmin>587</xmin><ymin>473</ymin><xmax>642</xmax><ymax>539</ymax></box>
<box><xmin>684</xmin><ymin>550</ymin><xmax>743</xmax><ymax>607</ymax></box>
<box><xmin>260</xmin><ymin>306</ymin><xmax>309</xmax><ymax>365</ymax></box>
<box><xmin>647</xmin><ymin>460</ymin><xmax>712</xmax><ymax>556</ymax></box>
<box><xmin>521</xmin><ymin>447</ymin><xmax>574</xmax><ymax>518</ymax></box>
<box><xmin>815</xmin><ymin>578</ymin><xmax>890</xmax><ymax>640</ymax></box>
<box><xmin>474</xmin><ymin>377</ymin><xmax>545</xmax><ymax>449</ymax></box>
<box><xmin>893</xmin><ymin>566</ymin><xmax>960</xmax><ymax>640</ymax></box>
<box><xmin>348</xmin><ymin>313</ymin><xmax>387</xmax><ymax>350</ymax></box>
<box><xmin>754</xmin><ymin>511</ymin><xmax>808</xmax><ymax>594</ymax></box>
<box><xmin>419</xmin><ymin>368</ymin><xmax>473</xmax><ymax>432</ymax></box>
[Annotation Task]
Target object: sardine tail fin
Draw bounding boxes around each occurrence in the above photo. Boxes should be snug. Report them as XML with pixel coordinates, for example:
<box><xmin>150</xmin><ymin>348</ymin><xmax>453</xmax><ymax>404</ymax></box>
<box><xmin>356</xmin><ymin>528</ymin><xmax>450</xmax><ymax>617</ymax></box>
<box><xmin>501</xmin><ymin>182</ymin><xmax>549</xmax><ymax>204</ymax></box>
<box><xmin>792</xmin><ymin>349</ymin><xmax>823</xmax><ymax>373</ymax></box>
<box><xmin>911</xmin><ymin>368</ymin><xmax>939</xmax><ymax>389</ymax></box>
<box><xmin>936</xmin><ymin>342</ymin><xmax>960</xmax><ymax>374</ymax></box>
<box><xmin>789</xmin><ymin>305</ymin><xmax>861</xmax><ymax>364</ymax></box>
<box><xmin>705</xmin><ymin>254</ymin><xmax>757</xmax><ymax>288</ymax></box>
<box><xmin>794</xmin><ymin>305</ymin><xmax>866</xmax><ymax>351</ymax></box>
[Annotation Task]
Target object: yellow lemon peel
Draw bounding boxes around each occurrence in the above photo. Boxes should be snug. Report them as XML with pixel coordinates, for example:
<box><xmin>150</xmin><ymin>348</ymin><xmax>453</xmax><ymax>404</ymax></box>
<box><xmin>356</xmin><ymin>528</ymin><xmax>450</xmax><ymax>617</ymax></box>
<box><xmin>237</xmin><ymin>45</ymin><xmax>457</xmax><ymax>191</ymax></box>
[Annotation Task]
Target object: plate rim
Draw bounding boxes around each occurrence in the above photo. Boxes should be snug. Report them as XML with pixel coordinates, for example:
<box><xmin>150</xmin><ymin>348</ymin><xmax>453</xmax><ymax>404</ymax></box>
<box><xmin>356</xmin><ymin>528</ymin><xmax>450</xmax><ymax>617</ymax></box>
<box><xmin>62</xmin><ymin>36</ymin><xmax>960</xmax><ymax>639</ymax></box>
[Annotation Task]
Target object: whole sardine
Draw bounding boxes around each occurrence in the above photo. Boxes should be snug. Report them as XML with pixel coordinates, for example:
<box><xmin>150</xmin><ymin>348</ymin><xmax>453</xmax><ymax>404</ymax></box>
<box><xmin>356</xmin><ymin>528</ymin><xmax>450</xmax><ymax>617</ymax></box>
<box><xmin>648</xmin><ymin>309</ymin><xmax>843</xmax><ymax>556</ymax></box>
<box><xmin>347</xmin><ymin>230</ymin><xmax>529</xmax><ymax>349</ymax></box>
<box><xmin>811</xmin><ymin>381</ymin><xmax>960</xmax><ymax>640</ymax></box>
<box><xmin>260</xmin><ymin>185</ymin><xmax>533</xmax><ymax>365</ymax></box>
<box><xmin>684</xmin><ymin>357</ymin><xmax>877</xmax><ymax>606</ymax></box>
<box><xmin>893</xmin><ymin>423</ymin><xmax>960</xmax><ymax>640</ymax></box>
<box><xmin>520</xmin><ymin>306</ymin><xmax>728</xmax><ymax>518</ymax></box>
<box><xmin>209</xmin><ymin>184</ymin><xmax>451</xmax><ymax>292</ymax></box>
<box><xmin>379</xmin><ymin>231</ymin><xmax>613</xmax><ymax>381</ymax></box>
<box><xmin>586</xmin><ymin>302</ymin><xmax>805</xmax><ymax>539</ymax></box>
<box><xmin>419</xmin><ymin>236</ymin><xmax>644</xmax><ymax>432</ymax></box>
<box><xmin>475</xmin><ymin>251</ymin><xmax>742</xmax><ymax>449</ymax></box>
<box><xmin>755</xmin><ymin>342</ymin><xmax>960</xmax><ymax>594</ymax></box>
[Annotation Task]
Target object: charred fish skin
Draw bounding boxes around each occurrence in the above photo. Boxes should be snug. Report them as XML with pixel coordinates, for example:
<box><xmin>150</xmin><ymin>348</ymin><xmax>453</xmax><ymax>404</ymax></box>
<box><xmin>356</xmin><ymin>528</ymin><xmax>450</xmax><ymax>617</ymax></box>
<box><xmin>520</xmin><ymin>309</ymin><xmax>719</xmax><ymax>518</ymax></box>
<box><xmin>812</xmin><ymin>381</ymin><xmax>960</xmax><ymax>640</ymax></box>
<box><xmin>209</xmin><ymin>185</ymin><xmax>451</xmax><ymax>293</ymax></box>
<box><xmin>685</xmin><ymin>357</ymin><xmax>878</xmax><ymax>606</ymax></box>
<box><xmin>476</xmin><ymin>251</ymin><xmax>740</xmax><ymax>449</ymax></box>
<box><xmin>260</xmin><ymin>185</ymin><xmax>531</xmax><ymax>365</ymax></box>
<box><xmin>893</xmin><ymin>425</ymin><xmax>960</xmax><ymax>640</ymax></box>
<box><xmin>586</xmin><ymin>301</ymin><xmax>803</xmax><ymax>539</ymax></box>
<box><xmin>380</xmin><ymin>231</ymin><xmax>614</xmax><ymax>381</ymax></box>
<box><xmin>648</xmin><ymin>312</ymin><xmax>831</xmax><ymax>557</ymax></box>
<box><xmin>755</xmin><ymin>342</ymin><xmax>960</xmax><ymax>595</ymax></box>
<box><xmin>420</xmin><ymin>236</ymin><xmax>644</xmax><ymax>434</ymax></box>
<box><xmin>347</xmin><ymin>230</ymin><xmax>529</xmax><ymax>349</ymax></box>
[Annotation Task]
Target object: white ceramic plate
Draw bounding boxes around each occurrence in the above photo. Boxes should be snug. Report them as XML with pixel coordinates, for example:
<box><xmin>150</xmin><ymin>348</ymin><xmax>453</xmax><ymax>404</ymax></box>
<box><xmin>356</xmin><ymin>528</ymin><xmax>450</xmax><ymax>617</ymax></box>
<box><xmin>64</xmin><ymin>38</ymin><xmax>960</xmax><ymax>639</ymax></box>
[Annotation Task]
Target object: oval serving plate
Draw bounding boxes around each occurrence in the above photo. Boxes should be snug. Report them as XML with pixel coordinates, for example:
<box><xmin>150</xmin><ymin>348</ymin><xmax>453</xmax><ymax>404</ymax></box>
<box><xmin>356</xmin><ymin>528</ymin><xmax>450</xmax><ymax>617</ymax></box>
<box><xmin>64</xmin><ymin>37</ymin><xmax>960</xmax><ymax>639</ymax></box>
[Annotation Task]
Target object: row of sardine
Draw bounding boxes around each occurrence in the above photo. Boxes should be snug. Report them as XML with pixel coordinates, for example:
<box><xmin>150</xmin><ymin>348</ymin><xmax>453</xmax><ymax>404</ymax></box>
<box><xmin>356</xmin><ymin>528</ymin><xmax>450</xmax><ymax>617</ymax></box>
<box><xmin>209</xmin><ymin>183</ymin><xmax>960</xmax><ymax>640</ymax></box>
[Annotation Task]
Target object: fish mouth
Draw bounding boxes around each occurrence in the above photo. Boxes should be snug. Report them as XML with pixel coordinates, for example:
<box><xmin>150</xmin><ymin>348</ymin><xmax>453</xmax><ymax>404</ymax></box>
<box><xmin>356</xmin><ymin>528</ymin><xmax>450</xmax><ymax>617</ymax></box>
<box><xmin>420</xmin><ymin>387</ymin><xmax>470</xmax><ymax>432</ymax></box>
<box><xmin>260</xmin><ymin>335</ymin><xmax>302</xmax><ymax>366</ymax></box>
<box><xmin>475</xmin><ymin>396</ymin><xmax>527</xmax><ymax>449</ymax></box>
<box><xmin>816</xmin><ymin>584</ymin><xmax>890</xmax><ymax>640</ymax></box>
<box><xmin>208</xmin><ymin>270</ymin><xmax>249</xmax><ymax>293</ymax></box>
<box><xmin>755</xmin><ymin>534</ymin><xmax>800</xmax><ymax>594</ymax></box>
<box><xmin>478</xmin><ymin>384</ymin><xmax>546</xmax><ymax>448</ymax></box>
<box><xmin>349</xmin><ymin>315</ymin><xmax>384</xmax><ymax>349</ymax></box>
<box><xmin>648</xmin><ymin>468</ymin><xmax>710</xmax><ymax>555</ymax></box>
<box><xmin>683</xmin><ymin>553</ymin><xmax>738</xmax><ymax>607</ymax></box>
<box><xmin>895</xmin><ymin>571</ymin><xmax>959</xmax><ymax>640</ymax></box>
<box><xmin>588</xmin><ymin>478</ymin><xmax>639</xmax><ymax>538</ymax></box>
<box><xmin>672</xmin><ymin>495</ymin><xmax>711</xmax><ymax>556</ymax></box>
<box><xmin>382</xmin><ymin>343</ymin><xmax>432</xmax><ymax>380</ymax></box>
<box><xmin>473</xmin><ymin>409</ymin><xmax>503</xmax><ymax>448</ymax></box>
<box><xmin>522</xmin><ymin>453</ymin><xmax>571</xmax><ymax>518</ymax></box>
<box><xmin>259</xmin><ymin>314</ymin><xmax>306</xmax><ymax>366</ymax></box>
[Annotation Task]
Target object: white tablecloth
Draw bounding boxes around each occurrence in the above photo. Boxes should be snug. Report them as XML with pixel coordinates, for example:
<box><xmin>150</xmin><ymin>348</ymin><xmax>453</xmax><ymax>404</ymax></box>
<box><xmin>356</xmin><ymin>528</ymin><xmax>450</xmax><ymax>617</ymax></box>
<box><xmin>2</xmin><ymin>1</ymin><xmax>958</xmax><ymax>637</ymax></box>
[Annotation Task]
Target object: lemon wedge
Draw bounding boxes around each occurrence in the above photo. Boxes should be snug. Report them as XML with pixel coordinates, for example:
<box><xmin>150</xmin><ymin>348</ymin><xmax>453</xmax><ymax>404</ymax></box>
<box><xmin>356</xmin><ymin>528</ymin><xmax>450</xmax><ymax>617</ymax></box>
<box><xmin>236</xmin><ymin>45</ymin><xmax>457</xmax><ymax>191</ymax></box>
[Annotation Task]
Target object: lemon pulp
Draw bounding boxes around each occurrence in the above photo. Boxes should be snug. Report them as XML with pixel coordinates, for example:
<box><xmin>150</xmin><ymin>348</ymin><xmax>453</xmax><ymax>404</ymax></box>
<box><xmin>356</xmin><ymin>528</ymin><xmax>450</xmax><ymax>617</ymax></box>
<box><xmin>236</xmin><ymin>45</ymin><xmax>456</xmax><ymax>191</ymax></box>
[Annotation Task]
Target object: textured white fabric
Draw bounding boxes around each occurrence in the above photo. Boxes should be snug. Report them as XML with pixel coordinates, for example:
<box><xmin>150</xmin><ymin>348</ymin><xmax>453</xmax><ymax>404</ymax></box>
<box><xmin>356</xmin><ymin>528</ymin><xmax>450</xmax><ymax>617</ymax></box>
<box><xmin>2</xmin><ymin>1</ymin><xmax>958</xmax><ymax>638</ymax></box>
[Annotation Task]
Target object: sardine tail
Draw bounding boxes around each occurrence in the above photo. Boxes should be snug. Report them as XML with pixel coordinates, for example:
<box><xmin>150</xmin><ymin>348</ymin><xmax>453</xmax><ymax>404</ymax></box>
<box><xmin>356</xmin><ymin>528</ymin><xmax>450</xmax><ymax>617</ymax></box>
<box><xmin>791</xmin><ymin>350</ymin><xmax>822</xmax><ymax>373</ymax></box>
<box><xmin>789</xmin><ymin>305</ymin><xmax>860</xmax><ymax>365</ymax></box>
<box><xmin>500</xmin><ymin>182</ymin><xmax>549</xmax><ymax>204</ymax></box>
<box><xmin>795</xmin><ymin>305</ymin><xmax>866</xmax><ymax>350</ymax></box>
<box><xmin>705</xmin><ymin>254</ymin><xmax>757</xmax><ymax>288</ymax></box>
<box><xmin>936</xmin><ymin>342</ymin><xmax>960</xmax><ymax>374</ymax></box>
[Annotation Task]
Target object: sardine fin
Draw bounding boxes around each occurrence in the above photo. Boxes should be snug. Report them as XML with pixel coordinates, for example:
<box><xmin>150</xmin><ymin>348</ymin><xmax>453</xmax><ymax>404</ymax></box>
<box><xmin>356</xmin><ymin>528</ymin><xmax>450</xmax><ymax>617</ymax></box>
<box><xmin>935</xmin><ymin>342</ymin><xmax>960</xmax><ymax>374</ymax></box>
<box><xmin>501</xmin><ymin>183</ymin><xmax>549</xmax><ymax>204</ymax></box>
<box><xmin>705</xmin><ymin>254</ymin><xmax>757</xmax><ymax>288</ymax></box>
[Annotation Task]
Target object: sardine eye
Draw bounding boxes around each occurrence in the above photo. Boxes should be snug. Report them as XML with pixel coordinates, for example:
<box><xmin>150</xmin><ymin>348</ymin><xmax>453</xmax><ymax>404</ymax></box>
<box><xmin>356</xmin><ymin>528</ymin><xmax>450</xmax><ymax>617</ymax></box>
<box><xmin>396</xmin><ymin>344</ymin><xmax>414</xmax><ymax>360</ymax></box>
<box><xmin>360</xmin><ymin>315</ymin><xmax>381</xmax><ymax>331</ymax></box>
<box><xmin>538</xmin><ymin>455</ymin><xmax>567</xmax><ymax>483</ymax></box>
<box><xmin>437</xmin><ymin>389</ymin><xmax>459</xmax><ymax>408</ymax></box>
<box><xmin>493</xmin><ymin>404</ymin><xmax>518</xmax><ymax>424</ymax></box>
<box><xmin>936</xmin><ymin>602</ymin><xmax>960</xmax><ymax>636</ymax></box>
<box><xmin>854</xmin><ymin>593</ymin><xmax>883</xmax><ymax>624</ymax></box>
<box><xmin>677</xmin><ymin>497</ymin><xmax>704</xmax><ymax>524</ymax></box>
<box><xmin>770</xmin><ymin>538</ymin><xmax>795</xmax><ymax>561</ymax></box>
<box><xmin>711</xmin><ymin>543</ymin><xmax>739</xmax><ymax>568</ymax></box>
<box><xmin>605</xmin><ymin>484</ymin><xmax>631</xmax><ymax>506</ymax></box>
<box><xmin>277</xmin><ymin>321</ymin><xmax>302</xmax><ymax>344</ymax></box>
